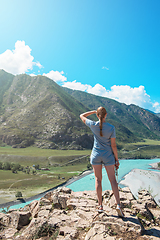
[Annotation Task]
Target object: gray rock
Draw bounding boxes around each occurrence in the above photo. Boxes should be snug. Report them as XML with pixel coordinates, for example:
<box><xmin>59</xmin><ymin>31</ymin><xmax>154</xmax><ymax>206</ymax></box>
<box><xmin>1</xmin><ymin>211</ymin><xmax>31</xmax><ymax>230</ymax></box>
<box><xmin>0</xmin><ymin>187</ymin><xmax>160</xmax><ymax>239</ymax></box>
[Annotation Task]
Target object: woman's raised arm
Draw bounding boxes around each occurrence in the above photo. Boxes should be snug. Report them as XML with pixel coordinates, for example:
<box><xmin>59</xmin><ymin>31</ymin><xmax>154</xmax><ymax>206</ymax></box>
<box><xmin>80</xmin><ymin>110</ymin><xmax>97</xmax><ymax>124</ymax></box>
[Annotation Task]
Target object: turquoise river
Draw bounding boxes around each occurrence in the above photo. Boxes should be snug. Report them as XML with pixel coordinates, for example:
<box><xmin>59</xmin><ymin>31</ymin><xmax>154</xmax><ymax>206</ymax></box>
<box><xmin>0</xmin><ymin>158</ymin><xmax>159</xmax><ymax>211</ymax></box>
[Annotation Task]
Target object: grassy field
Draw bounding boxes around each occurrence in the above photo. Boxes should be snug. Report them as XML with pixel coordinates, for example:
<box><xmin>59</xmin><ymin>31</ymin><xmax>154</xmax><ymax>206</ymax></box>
<box><xmin>119</xmin><ymin>139</ymin><xmax>160</xmax><ymax>159</ymax></box>
<box><xmin>0</xmin><ymin>146</ymin><xmax>91</xmax><ymax>157</ymax></box>
<box><xmin>0</xmin><ymin>147</ymin><xmax>91</xmax><ymax>204</ymax></box>
<box><xmin>0</xmin><ymin>139</ymin><xmax>160</xmax><ymax>204</ymax></box>
<box><xmin>0</xmin><ymin>147</ymin><xmax>91</xmax><ymax>167</ymax></box>
<box><xmin>0</xmin><ymin>161</ymin><xmax>88</xmax><ymax>202</ymax></box>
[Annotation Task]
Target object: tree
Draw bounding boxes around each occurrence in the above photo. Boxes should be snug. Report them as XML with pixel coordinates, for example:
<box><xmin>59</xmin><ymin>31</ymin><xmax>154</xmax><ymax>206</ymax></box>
<box><xmin>15</xmin><ymin>191</ymin><xmax>23</xmax><ymax>199</ymax></box>
<box><xmin>32</xmin><ymin>169</ymin><xmax>36</xmax><ymax>175</ymax></box>
<box><xmin>34</xmin><ymin>164</ymin><xmax>40</xmax><ymax>170</ymax></box>
<box><xmin>87</xmin><ymin>163</ymin><xmax>92</xmax><ymax>170</ymax></box>
<box><xmin>3</xmin><ymin>162</ymin><xmax>11</xmax><ymax>170</ymax></box>
<box><xmin>11</xmin><ymin>166</ymin><xmax>17</xmax><ymax>173</ymax></box>
<box><xmin>14</xmin><ymin>163</ymin><xmax>21</xmax><ymax>171</ymax></box>
<box><xmin>11</xmin><ymin>163</ymin><xmax>23</xmax><ymax>173</ymax></box>
<box><xmin>0</xmin><ymin>162</ymin><xmax>2</xmax><ymax>169</ymax></box>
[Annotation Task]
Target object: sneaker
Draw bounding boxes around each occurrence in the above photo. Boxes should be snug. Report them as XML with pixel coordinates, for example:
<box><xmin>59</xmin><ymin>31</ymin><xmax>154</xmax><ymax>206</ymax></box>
<box><xmin>97</xmin><ymin>205</ymin><xmax>103</xmax><ymax>213</ymax></box>
<box><xmin>116</xmin><ymin>205</ymin><xmax>124</xmax><ymax>218</ymax></box>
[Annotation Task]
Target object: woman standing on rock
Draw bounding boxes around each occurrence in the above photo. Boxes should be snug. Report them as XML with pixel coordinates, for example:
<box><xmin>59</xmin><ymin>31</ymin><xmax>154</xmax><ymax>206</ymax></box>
<box><xmin>80</xmin><ymin>106</ymin><xmax>124</xmax><ymax>217</ymax></box>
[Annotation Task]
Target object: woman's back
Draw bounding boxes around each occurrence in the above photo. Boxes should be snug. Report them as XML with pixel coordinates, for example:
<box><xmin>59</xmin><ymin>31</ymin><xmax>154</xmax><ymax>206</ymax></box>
<box><xmin>85</xmin><ymin>119</ymin><xmax>116</xmax><ymax>150</ymax></box>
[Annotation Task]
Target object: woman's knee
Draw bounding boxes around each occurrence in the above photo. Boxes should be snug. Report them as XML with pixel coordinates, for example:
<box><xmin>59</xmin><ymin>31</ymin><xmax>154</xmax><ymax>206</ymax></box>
<box><xmin>95</xmin><ymin>176</ymin><xmax>102</xmax><ymax>185</ymax></box>
<box><xmin>105</xmin><ymin>165</ymin><xmax>116</xmax><ymax>183</ymax></box>
<box><xmin>108</xmin><ymin>175</ymin><xmax>116</xmax><ymax>184</ymax></box>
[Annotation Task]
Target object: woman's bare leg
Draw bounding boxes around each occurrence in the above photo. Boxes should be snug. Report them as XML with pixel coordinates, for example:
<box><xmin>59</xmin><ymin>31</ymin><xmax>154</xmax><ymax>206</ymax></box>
<box><xmin>92</xmin><ymin>165</ymin><xmax>103</xmax><ymax>206</ymax></box>
<box><xmin>104</xmin><ymin>165</ymin><xmax>120</xmax><ymax>205</ymax></box>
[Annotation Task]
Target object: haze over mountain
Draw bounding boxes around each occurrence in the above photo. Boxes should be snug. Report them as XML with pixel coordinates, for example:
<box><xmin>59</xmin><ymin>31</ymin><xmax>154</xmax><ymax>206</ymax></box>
<box><xmin>0</xmin><ymin>69</ymin><xmax>160</xmax><ymax>149</ymax></box>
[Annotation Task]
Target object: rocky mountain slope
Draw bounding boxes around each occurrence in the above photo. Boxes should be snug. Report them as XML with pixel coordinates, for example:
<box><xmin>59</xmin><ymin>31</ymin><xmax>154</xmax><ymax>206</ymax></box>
<box><xmin>0</xmin><ymin>187</ymin><xmax>160</xmax><ymax>239</ymax></box>
<box><xmin>0</xmin><ymin>69</ymin><xmax>160</xmax><ymax>149</ymax></box>
<box><xmin>64</xmin><ymin>88</ymin><xmax>160</xmax><ymax>140</ymax></box>
<box><xmin>0</xmin><ymin>70</ymin><xmax>92</xmax><ymax>149</ymax></box>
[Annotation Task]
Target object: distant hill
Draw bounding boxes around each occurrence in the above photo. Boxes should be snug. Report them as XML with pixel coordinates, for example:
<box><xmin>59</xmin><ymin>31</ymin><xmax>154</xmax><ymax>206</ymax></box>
<box><xmin>63</xmin><ymin>88</ymin><xmax>160</xmax><ymax>140</ymax></box>
<box><xmin>144</xmin><ymin>108</ymin><xmax>160</xmax><ymax>118</ymax></box>
<box><xmin>0</xmin><ymin>69</ymin><xmax>160</xmax><ymax>149</ymax></box>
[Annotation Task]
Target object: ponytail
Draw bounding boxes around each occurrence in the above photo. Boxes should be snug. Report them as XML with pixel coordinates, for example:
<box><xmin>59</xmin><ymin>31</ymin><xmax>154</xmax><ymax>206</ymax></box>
<box><xmin>97</xmin><ymin>107</ymin><xmax>107</xmax><ymax>137</ymax></box>
<box><xmin>99</xmin><ymin>116</ymin><xmax>103</xmax><ymax>136</ymax></box>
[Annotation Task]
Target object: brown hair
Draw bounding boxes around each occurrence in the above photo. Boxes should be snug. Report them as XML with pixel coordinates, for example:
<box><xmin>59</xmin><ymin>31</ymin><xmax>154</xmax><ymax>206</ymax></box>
<box><xmin>97</xmin><ymin>107</ymin><xmax>107</xmax><ymax>136</ymax></box>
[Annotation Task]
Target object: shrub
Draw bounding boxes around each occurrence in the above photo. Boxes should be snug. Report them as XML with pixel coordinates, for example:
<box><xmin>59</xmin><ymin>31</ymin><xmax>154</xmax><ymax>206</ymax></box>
<box><xmin>34</xmin><ymin>222</ymin><xmax>58</xmax><ymax>239</ymax></box>
<box><xmin>32</xmin><ymin>169</ymin><xmax>36</xmax><ymax>175</ymax></box>
<box><xmin>87</xmin><ymin>163</ymin><xmax>92</xmax><ymax>170</ymax></box>
<box><xmin>0</xmin><ymin>162</ymin><xmax>2</xmax><ymax>169</ymax></box>
<box><xmin>3</xmin><ymin>162</ymin><xmax>11</xmax><ymax>170</ymax></box>
<box><xmin>11</xmin><ymin>163</ymin><xmax>22</xmax><ymax>172</ymax></box>
<box><xmin>34</xmin><ymin>164</ymin><xmax>40</xmax><ymax>170</ymax></box>
<box><xmin>15</xmin><ymin>191</ymin><xmax>23</xmax><ymax>199</ymax></box>
<box><xmin>11</xmin><ymin>166</ymin><xmax>17</xmax><ymax>173</ymax></box>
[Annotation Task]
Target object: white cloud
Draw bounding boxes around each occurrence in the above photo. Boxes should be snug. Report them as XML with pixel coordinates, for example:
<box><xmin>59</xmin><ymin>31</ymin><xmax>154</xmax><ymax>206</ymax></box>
<box><xmin>62</xmin><ymin>80</ymin><xmax>160</xmax><ymax>113</ymax></box>
<box><xmin>102</xmin><ymin>66</ymin><xmax>109</xmax><ymax>70</ymax></box>
<box><xmin>88</xmin><ymin>84</ymin><xmax>155</xmax><ymax>111</ymax></box>
<box><xmin>62</xmin><ymin>80</ymin><xmax>90</xmax><ymax>91</ymax></box>
<box><xmin>1</xmin><ymin>41</ymin><xmax>159</xmax><ymax>113</ymax></box>
<box><xmin>0</xmin><ymin>41</ymin><xmax>43</xmax><ymax>75</ymax></box>
<box><xmin>30</xmin><ymin>73</ymin><xmax>36</xmax><ymax>77</ymax></box>
<box><xmin>102</xmin><ymin>85</ymin><xmax>151</xmax><ymax>106</ymax></box>
<box><xmin>87</xmin><ymin>83</ymin><xmax>108</xmax><ymax>96</ymax></box>
<box><xmin>153</xmin><ymin>102</ymin><xmax>160</xmax><ymax>113</ymax></box>
<box><xmin>153</xmin><ymin>102</ymin><xmax>159</xmax><ymax>107</ymax></box>
<box><xmin>35</xmin><ymin>62</ymin><xmax>43</xmax><ymax>68</ymax></box>
<box><xmin>43</xmin><ymin>70</ymin><xmax>67</xmax><ymax>83</ymax></box>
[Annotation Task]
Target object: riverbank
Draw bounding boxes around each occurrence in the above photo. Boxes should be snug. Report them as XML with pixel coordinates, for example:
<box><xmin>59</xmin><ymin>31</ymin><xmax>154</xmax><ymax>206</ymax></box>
<box><xmin>119</xmin><ymin>168</ymin><xmax>160</xmax><ymax>205</ymax></box>
<box><xmin>0</xmin><ymin>168</ymin><xmax>94</xmax><ymax>209</ymax></box>
<box><xmin>1</xmin><ymin>159</ymin><xmax>160</xmax><ymax>210</ymax></box>
<box><xmin>149</xmin><ymin>162</ymin><xmax>160</xmax><ymax>170</ymax></box>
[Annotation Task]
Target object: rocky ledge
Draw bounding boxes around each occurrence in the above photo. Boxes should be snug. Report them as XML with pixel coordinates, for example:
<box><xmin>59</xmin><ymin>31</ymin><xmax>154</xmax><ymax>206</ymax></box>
<box><xmin>0</xmin><ymin>187</ymin><xmax>160</xmax><ymax>240</ymax></box>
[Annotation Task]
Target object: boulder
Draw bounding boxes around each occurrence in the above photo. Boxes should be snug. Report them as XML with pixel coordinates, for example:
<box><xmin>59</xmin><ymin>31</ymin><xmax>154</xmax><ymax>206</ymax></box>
<box><xmin>138</xmin><ymin>189</ymin><xmax>157</xmax><ymax>208</ymax></box>
<box><xmin>1</xmin><ymin>211</ymin><xmax>31</xmax><ymax>230</ymax></box>
<box><xmin>149</xmin><ymin>208</ymin><xmax>160</xmax><ymax>226</ymax></box>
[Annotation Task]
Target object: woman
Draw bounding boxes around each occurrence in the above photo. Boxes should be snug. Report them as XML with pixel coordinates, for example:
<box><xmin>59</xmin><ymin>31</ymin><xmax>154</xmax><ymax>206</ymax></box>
<box><xmin>80</xmin><ymin>106</ymin><xmax>124</xmax><ymax>217</ymax></box>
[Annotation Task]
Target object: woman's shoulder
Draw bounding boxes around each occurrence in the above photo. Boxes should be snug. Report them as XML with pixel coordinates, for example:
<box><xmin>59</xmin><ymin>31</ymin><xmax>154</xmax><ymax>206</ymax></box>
<box><xmin>86</xmin><ymin>119</ymin><xmax>98</xmax><ymax>126</ymax></box>
<box><xmin>104</xmin><ymin>122</ymin><xmax>115</xmax><ymax>129</ymax></box>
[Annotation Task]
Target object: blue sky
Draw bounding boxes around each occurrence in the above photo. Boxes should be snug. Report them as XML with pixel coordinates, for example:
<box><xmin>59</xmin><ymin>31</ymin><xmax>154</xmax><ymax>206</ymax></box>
<box><xmin>0</xmin><ymin>0</ymin><xmax>160</xmax><ymax>112</ymax></box>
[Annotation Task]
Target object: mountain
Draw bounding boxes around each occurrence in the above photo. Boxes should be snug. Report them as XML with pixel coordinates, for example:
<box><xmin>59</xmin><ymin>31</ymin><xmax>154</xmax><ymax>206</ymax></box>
<box><xmin>63</xmin><ymin>88</ymin><xmax>160</xmax><ymax>140</ymax></box>
<box><xmin>0</xmin><ymin>69</ymin><xmax>160</xmax><ymax>149</ymax></box>
<box><xmin>0</xmin><ymin>70</ymin><xmax>14</xmax><ymax>115</ymax></box>
<box><xmin>0</xmin><ymin>70</ymin><xmax>93</xmax><ymax>149</ymax></box>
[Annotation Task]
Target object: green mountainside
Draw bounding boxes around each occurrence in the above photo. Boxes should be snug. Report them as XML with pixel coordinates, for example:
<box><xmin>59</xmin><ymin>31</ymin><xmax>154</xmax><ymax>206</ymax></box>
<box><xmin>0</xmin><ymin>70</ymin><xmax>160</xmax><ymax>150</ymax></box>
<box><xmin>63</xmin><ymin>88</ymin><xmax>160</xmax><ymax>141</ymax></box>
<box><xmin>0</xmin><ymin>70</ymin><xmax>14</xmax><ymax>115</ymax></box>
<box><xmin>0</xmin><ymin>70</ymin><xmax>92</xmax><ymax>149</ymax></box>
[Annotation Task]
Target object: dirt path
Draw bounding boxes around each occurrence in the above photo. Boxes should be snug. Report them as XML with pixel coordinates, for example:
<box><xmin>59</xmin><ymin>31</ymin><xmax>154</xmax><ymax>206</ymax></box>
<box><xmin>8</xmin><ymin>178</ymin><xmax>34</xmax><ymax>191</ymax></box>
